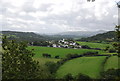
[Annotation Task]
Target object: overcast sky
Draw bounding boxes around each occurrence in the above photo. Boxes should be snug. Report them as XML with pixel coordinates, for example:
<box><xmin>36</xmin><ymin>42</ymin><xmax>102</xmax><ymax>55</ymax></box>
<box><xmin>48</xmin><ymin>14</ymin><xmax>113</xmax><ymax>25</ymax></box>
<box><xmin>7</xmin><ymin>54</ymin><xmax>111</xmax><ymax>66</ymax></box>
<box><xmin>0</xmin><ymin>0</ymin><xmax>119</xmax><ymax>34</ymax></box>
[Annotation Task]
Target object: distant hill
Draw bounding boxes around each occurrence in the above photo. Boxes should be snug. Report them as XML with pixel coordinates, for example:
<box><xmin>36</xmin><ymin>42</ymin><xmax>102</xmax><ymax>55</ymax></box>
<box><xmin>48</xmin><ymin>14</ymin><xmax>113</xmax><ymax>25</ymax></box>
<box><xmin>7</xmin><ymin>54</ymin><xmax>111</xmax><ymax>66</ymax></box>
<box><xmin>77</xmin><ymin>31</ymin><xmax>116</xmax><ymax>42</ymax></box>
<box><xmin>1</xmin><ymin>31</ymin><xmax>78</xmax><ymax>42</ymax></box>
<box><xmin>1</xmin><ymin>31</ymin><xmax>56</xmax><ymax>42</ymax></box>
<box><xmin>56</xmin><ymin>30</ymin><xmax>106</xmax><ymax>37</ymax></box>
<box><xmin>1</xmin><ymin>31</ymin><xmax>116</xmax><ymax>42</ymax></box>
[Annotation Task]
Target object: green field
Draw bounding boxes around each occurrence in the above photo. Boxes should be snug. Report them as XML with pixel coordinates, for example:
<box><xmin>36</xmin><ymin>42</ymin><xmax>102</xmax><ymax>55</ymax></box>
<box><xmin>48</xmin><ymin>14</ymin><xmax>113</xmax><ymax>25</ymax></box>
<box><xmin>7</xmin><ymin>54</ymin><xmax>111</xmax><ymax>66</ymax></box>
<box><xmin>33</xmin><ymin>57</ymin><xmax>60</xmax><ymax>65</ymax></box>
<box><xmin>56</xmin><ymin>56</ymin><xmax>106</xmax><ymax>79</ymax></box>
<box><xmin>28</xmin><ymin>46</ymin><xmax>104</xmax><ymax>58</ymax></box>
<box><xmin>104</xmin><ymin>56</ymin><xmax>119</xmax><ymax>71</ymax></box>
<box><xmin>76</xmin><ymin>41</ymin><xmax>113</xmax><ymax>49</ymax></box>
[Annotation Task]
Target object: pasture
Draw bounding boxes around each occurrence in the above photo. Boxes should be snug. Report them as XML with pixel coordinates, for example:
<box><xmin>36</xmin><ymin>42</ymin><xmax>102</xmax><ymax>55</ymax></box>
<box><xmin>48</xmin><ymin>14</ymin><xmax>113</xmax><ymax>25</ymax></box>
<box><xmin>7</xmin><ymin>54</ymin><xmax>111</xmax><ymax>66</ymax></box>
<box><xmin>76</xmin><ymin>41</ymin><xmax>113</xmax><ymax>49</ymax></box>
<box><xmin>104</xmin><ymin>56</ymin><xmax>119</xmax><ymax>71</ymax></box>
<box><xmin>28</xmin><ymin>46</ymin><xmax>104</xmax><ymax>58</ymax></box>
<box><xmin>56</xmin><ymin>56</ymin><xmax>106</xmax><ymax>79</ymax></box>
<box><xmin>33</xmin><ymin>57</ymin><xmax>60</xmax><ymax>65</ymax></box>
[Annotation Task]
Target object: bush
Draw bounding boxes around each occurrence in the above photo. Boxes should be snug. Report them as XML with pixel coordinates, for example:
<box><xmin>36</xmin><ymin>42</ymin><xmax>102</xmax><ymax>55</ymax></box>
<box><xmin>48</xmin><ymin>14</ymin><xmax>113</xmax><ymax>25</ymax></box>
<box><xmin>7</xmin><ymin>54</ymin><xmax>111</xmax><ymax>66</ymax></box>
<box><xmin>45</xmin><ymin>62</ymin><xmax>59</xmax><ymax>74</ymax></box>
<box><xmin>57</xmin><ymin>59</ymin><xmax>67</xmax><ymax>65</ymax></box>
<box><xmin>55</xmin><ymin>55</ymin><xmax>59</xmax><ymax>59</ymax></box>
<box><xmin>104</xmin><ymin>46</ymin><xmax>110</xmax><ymax>51</ymax></box>
<box><xmin>63</xmin><ymin>73</ymin><xmax>74</xmax><ymax>81</ymax></box>
<box><xmin>83</xmin><ymin>51</ymin><xmax>98</xmax><ymax>56</ymax></box>
<box><xmin>66</xmin><ymin>54</ymin><xmax>79</xmax><ymax>60</ymax></box>
<box><xmin>101</xmin><ymin>69</ymin><xmax>120</xmax><ymax>80</ymax></box>
<box><xmin>108</xmin><ymin>49</ymin><xmax>116</xmax><ymax>53</ymax></box>
<box><xmin>75</xmin><ymin>73</ymin><xmax>92</xmax><ymax>81</ymax></box>
<box><xmin>42</xmin><ymin>53</ymin><xmax>51</xmax><ymax>58</ymax></box>
<box><xmin>94</xmin><ymin>48</ymin><xmax>101</xmax><ymax>50</ymax></box>
<box><xmin>81</xmin><ymin>45</ymin><xmax>91</xmax><ymax>49</ymax></box>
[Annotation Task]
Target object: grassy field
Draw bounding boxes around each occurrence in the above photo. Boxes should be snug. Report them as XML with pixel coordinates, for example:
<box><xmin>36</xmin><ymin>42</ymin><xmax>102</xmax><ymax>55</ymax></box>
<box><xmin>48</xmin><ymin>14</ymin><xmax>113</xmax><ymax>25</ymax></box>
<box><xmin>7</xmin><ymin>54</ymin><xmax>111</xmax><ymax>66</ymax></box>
<box><xmin>28</xmin><ymin>46</ymin><xmax>104</xmax><ymax>58</ymax></box>
<box><xmin>56</xmin><ymin>56</ymin><xmax>106</xmax><ymax>79</ymax></box>
<box><xmin>76</xmin><ymin>41</ymin><xmax>113</xmax><ymax>49</ymax></box>
<box><xmin>104</xmin><ymin>56</ymin><xmax>119</xmax><ymax>71</ymax></box>
<box><xmin>33</xmin><ymin>57</ymin><xmax>60</xmax><ymax>65</ymax></box>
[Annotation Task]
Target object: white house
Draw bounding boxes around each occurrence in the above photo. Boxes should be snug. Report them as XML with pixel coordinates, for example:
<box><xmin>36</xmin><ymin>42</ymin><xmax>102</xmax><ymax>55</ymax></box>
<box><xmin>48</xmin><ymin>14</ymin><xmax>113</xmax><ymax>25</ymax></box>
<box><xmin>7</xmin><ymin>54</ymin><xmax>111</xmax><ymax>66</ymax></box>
<box><xmin>53</xmin><ymin>44</ymin><xmax>57</xmax><ymax>47</ymax></box>
<box><xmin>70</xmin><ymin>43</ymin><xmax>73</xmax><ymax>45</ymax></box>
<box><xmin>58</xmin><ymin>45</ymin><xmax>61</xmax><ymax>48</ymax></box>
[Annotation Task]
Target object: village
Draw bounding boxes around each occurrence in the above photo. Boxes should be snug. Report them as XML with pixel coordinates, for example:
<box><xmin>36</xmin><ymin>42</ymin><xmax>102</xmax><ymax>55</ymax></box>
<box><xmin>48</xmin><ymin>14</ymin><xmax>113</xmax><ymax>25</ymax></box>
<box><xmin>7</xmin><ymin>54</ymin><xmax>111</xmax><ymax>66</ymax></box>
<box><xmin>48</xmin><ymin>39</ymin><xmax>82</xmax><ymax>49</ymax></box>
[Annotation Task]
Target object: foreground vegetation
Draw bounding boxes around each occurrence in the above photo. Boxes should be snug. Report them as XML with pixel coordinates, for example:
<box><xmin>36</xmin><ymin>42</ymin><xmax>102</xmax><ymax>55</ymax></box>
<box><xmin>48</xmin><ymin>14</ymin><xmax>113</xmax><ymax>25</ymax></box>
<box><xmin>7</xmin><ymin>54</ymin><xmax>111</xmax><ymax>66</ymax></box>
<box><xmin>2</xmin><ymin>36</ymin><xmax>43</xmax><ymax>79</ymax></box>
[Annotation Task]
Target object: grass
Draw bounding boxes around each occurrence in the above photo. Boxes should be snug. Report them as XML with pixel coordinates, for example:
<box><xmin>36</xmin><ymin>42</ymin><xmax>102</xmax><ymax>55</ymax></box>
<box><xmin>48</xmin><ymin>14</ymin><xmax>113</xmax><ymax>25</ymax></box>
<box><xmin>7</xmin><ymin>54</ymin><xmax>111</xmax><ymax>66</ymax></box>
<box><xmin>28</xmin><ymin>46</ymin><xmax>104</xmax><ymax>58</ymax></box>
<box><xmin>104</xmin><ymin>56</ymin><xmax>119</xmax><ymax>71</ymax></box>
<box><xmin>33</xmin><ymin>57</ymin><xmax>60</xmax><ymax>73</ymax></box>
<box><xmin>33</xmin><ymin>57</ymin><xmax>60</xmax><ymax>65</ymax></box>
<box><xmin>76</xmin><ymin>41</ymin><xmax>113</xmax><ymax>49</ymax></box>
<box><xmin>101</xmin><ymin>53</ymin><xmax>117</xmax><ymax>55</ymax></box>
<box><xmin>56</xmin><ymin>56</ymin><xmax>106</xmax><ymax>79</ymax></box>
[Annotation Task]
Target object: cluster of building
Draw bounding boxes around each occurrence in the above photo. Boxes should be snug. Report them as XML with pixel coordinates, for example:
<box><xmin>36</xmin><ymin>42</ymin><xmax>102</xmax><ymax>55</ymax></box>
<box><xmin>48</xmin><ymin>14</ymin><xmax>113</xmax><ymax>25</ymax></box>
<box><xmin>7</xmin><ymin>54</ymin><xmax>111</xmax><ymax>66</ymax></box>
<box><xmin>49</xmin><ymin>39</ymin><xmax>81</xmax><ymax>49</ymax></box>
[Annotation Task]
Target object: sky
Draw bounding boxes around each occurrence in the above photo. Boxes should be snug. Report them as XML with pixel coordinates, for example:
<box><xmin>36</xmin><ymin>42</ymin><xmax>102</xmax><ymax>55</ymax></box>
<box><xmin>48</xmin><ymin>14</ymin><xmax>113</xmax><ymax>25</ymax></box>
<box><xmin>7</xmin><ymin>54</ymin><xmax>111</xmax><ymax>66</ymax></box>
<box><xmin>0</xmin><ymin>0</ymin><xmax>119</xmax><ymax>34</ymax></box>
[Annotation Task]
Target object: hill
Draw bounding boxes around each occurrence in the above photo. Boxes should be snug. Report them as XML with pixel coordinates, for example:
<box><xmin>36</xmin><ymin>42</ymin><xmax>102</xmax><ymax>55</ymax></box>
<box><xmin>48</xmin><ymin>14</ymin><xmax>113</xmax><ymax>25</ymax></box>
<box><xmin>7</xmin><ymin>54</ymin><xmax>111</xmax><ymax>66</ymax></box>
<box><xmin>56</xmin><ymin>30</ymin><xmax>106</xmax><ymax>38</ymax></box>
<box><xmin>1</xmin><ymin>31</ymin><xmax>63</xmax><ymax>42</ymax></box>
<box><xmin>77</xmin><ymin>31</ymin><xmax>116</xmax><ymax>42</ymax></box>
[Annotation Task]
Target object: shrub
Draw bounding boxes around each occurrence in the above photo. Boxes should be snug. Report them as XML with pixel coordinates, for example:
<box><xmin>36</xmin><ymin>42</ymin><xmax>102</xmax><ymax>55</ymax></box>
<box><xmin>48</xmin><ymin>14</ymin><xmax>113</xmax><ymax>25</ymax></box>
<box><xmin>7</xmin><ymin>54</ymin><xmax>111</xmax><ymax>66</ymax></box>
<box><xmin>94</xmin><ymin>48</ymin><xmax>101</xmax><ymax>50</ymax></box>
<box><xmin>108</xmin><ymin>49</ymin><xmax>116</xmax><ymax>53</ymax></box>
<box><xmin>42</xmin><ymin>53</ymin><xmax>51</xmax><ymax>58</ymax></box>
<box><xmin>101</xmin><ymin>69</ymin><xmax>120</xmax><ymax>80</ymax></box>
<box><xmin>63</xmin><ymin>73</ymin><xmax>74</xmax><ymax>81</ymax></box>
<box><xmin>45</xmin><ymin>62</ymin><xmax>59</xmax><ymax>74</ymax></box>
<box><xmin>55</xmin><ymin>55</ymin><xmax>59</xmax><ymax>59</ymax></box>
<box><xmin>81</xmin><ymin>45</ymin><xmax>91</xmax><ymax>49</ymax></box>
<box><xmin>66</xmin><ymin>54</ymin><xmax>79</xmax><ymax>60</ymax></box>
<box><xmin>75</xmin><ymin>73</ymin><xmax>92</xmax><ymax>81</ymax></box>
<box><xmin>83</xmin><ymin>51</ymin><xmax>98</xmax><ymax>56</ymax></box>
<box><xmin>104</xmin><ymin>46</ymin><xmax>110</xmax><ymax>51</ymax></box>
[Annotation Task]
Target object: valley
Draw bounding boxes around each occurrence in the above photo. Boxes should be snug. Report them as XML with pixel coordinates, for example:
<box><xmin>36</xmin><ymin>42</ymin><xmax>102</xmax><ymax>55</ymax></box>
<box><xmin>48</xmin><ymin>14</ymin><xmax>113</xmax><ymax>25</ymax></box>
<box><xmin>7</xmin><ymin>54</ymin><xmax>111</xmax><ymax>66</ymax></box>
<box><xmin>1</xmin><ymin>31</ymin><xmax>119</xmax><ymax>79</ymax></box>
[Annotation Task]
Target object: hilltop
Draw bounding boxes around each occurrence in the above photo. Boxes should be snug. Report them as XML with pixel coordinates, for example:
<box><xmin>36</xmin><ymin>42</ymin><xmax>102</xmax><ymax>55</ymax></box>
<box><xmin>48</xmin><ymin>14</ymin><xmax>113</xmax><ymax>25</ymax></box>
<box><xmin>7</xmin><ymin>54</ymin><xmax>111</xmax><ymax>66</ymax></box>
<box><xmin>77</xmin><ymin>31</ymin><xmax>116</xmax><ymax>42</ymax></box>
<box><xmin>56</xmin><ymin>30</ymin><xmax>106</xmax><ymax>38</ymax></box>
<box><xmin>1</xmin><ymin>31</ymin><xmax>54</xmax><ymax>42</ymax></box>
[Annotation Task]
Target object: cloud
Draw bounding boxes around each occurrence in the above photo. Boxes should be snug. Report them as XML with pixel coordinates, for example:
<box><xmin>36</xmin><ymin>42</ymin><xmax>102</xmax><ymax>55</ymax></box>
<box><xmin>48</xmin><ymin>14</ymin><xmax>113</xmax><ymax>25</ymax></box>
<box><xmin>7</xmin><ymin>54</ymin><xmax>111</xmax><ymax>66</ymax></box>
<box><xmin>0</xmin><ymin>0</ymin><xmax>119</xmax><ymax>34</ymax></box>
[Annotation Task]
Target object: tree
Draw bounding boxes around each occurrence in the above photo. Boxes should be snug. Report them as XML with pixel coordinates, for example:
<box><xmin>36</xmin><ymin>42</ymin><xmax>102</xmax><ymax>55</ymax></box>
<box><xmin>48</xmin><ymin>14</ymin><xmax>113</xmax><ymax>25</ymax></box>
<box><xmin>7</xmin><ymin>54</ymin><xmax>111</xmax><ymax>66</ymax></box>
<box><xmin>108</xmin><ymin>49</ymin><xmax>116</xmax><ymax>53</ymax></box>
<box><xmin>2</xmin><ymin>36</ymin><xmax>43</xmax><ymax>79</ymax></box>
<box><xmin>45</xmin><ymin>62</ymin><xmax>59</xmax><ymax>74</ymax></box>
<box><xmin>112</xmin><ymin>25</ymin><xmax>120</xmax><ymax>56</ymax></box>
<box><xmin>115</xmin><ymin>25</ymin><xmax>120</xmax><ymax>55</ymax></box>
<box><xmin>55</xmin><ymin>55</ymin><xmax>59</xmax><ymax>59</ymax></box>
<box><xmin>104</xmin><ymin>46</ymin><xmax>110</xmax><ymax>51</ymax></box>
<box><xmin>81</xmin><ymin>45</ymin><xmax>91</xmax><ymax>49</ymax></box>
<box><xmin>101</xmin><ymin>69</ymin><xmax>120</xmax><ymax>80</ymax></box>
<box><xmin>63</xmin><ymin>73</ymin><xmax>74</xmax><ymax>81</ymax></box>
<box><xmin>75</xmin><ymin>73</ymin><xmax>92</xmax><ymax>81</ymax></box>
